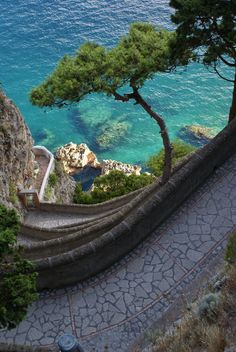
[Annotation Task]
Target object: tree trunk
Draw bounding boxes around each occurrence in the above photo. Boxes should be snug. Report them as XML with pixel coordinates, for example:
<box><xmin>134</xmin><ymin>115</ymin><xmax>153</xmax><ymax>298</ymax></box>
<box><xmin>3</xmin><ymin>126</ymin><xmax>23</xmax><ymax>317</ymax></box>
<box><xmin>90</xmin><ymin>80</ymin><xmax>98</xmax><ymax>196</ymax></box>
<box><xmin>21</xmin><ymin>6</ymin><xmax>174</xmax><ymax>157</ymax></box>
<box><xmin>228</xmin><ymin>70</ymin><xmax>236</xmax><ymax>123</ymax></box>
<box><xmin>132</xmin><ymin>89</ymin><xmax>172</xmax><ymax>184</ymax></box>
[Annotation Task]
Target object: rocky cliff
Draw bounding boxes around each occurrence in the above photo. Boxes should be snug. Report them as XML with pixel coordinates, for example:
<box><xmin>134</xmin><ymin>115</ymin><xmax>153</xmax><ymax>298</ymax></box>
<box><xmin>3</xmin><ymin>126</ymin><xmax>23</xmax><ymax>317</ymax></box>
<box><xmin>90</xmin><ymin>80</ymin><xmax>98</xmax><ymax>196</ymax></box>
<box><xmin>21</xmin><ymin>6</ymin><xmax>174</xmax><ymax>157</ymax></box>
<box><xmin>0</xmin><ymin>91</ymin><xmax>35</xmax><ymax>213</ymax></box>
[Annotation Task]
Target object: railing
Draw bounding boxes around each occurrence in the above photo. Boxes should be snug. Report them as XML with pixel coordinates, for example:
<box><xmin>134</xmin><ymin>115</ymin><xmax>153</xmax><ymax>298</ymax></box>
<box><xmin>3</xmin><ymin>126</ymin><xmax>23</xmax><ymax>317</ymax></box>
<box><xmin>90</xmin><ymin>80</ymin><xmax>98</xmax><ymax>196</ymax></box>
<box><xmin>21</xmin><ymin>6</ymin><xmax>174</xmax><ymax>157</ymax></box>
<box><xmin>18</xmin><ymin>189</ymin><xmax>40</xmax><ymax>209</ymax></box>
<box><xmin>32</xmin><ymin>146</ymin><xmax>55</xmax><ymax>201</ymax></box>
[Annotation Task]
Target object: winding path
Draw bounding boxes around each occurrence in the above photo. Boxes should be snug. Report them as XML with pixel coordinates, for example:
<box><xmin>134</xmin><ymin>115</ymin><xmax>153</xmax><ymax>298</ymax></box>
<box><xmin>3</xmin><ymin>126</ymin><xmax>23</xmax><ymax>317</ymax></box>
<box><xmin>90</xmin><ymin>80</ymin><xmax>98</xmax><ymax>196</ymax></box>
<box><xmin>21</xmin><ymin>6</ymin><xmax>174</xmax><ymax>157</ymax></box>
<box><xmin>34</xmin><ymin>155</ymin><xmax>50</xmax><ymax>193</ymax></box>
<box><xmin>1</xmin><ymin>152</ymin><xmax>236</xmax><ymax>351</ymax></box>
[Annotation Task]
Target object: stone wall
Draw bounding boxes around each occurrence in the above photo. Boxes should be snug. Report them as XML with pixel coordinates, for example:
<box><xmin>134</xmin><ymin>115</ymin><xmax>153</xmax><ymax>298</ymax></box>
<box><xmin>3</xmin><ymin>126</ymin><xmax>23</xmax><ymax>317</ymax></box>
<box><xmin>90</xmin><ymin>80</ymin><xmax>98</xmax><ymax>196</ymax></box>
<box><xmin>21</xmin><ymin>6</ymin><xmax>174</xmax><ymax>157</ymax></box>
<box><xmin>23</xmin><ymin>118</ymin><xmax>236</xmax><ymax>290</ymax></box>
<box><xmin>0</xmin><ymin>342</ymin><xmax>56</xmax><ymax>352</ymax></box>
<box><xmin>0</xmin><ymin>92</ymin><xmax>34</xmax><ymax>215</ymax></box>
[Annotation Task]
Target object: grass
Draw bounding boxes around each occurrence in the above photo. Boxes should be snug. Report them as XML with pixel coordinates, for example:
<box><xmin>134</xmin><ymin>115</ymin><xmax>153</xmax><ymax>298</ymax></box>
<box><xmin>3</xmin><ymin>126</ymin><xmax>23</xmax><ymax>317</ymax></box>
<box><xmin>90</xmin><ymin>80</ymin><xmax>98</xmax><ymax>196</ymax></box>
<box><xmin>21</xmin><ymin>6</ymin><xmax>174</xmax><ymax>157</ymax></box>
<box><xmin>225</xmin><ymin>232</ymin><xmax>236</xmax><ymax>263</ymax></box>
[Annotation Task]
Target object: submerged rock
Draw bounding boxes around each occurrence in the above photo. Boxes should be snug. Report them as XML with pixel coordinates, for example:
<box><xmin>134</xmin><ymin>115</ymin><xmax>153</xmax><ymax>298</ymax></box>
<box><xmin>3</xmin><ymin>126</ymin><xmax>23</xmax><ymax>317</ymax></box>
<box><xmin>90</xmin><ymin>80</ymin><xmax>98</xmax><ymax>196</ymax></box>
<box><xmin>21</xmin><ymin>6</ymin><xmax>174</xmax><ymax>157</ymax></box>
<box><xmin>79</xmin><ymin>103</ymin><xmax>113</xmax><ymax>129</ymax></box>
<box><xmin>35</xmin><ymin>128</ymin><xmax>56</xmax><ymax>149</ymax></box>
<box><xmin>101</xmin><ymin>159</ymin><xmax>141</xmax><ymax>176</ymax></box>
<box><xmin>178</xmin><ymin>125</ymin><xmax>218</xmax><ymax>146</ymax></box>
<box><xmin>96</xmin><ymin>121</ymin><xmax>130</xmax><ymax>150</ymax></box>
<box><xmin>56</xmin><ymin>142</ymin><xmax>101</xmax><ymax>174</ymax></box>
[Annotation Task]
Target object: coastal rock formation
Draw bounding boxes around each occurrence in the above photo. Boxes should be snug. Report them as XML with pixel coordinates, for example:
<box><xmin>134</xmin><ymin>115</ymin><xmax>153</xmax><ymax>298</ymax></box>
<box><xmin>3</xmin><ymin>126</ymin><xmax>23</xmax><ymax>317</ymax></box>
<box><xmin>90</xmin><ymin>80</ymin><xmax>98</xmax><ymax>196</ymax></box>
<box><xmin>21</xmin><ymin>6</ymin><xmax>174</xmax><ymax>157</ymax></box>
<box><xmin>101</xmin><ymin>159</ymin><xmax>141</xmax><ymax>175</ymax></box>
<box><xmin>96</xmin><ymin>121</ymin><xmax>130</xmax><ymax>150</ymax></box>
<box><xmin>0</xmin><ymin>91</ymin><xmax>35</xmax><ymax>213</ymax></box>
<box><xmin>179</xmin><ymin>124</ymin><xmax>218</xmax><ymax>146</ymax></box>
<box><xmin>56</xmin><ymin>142</ymin><xmax>100</xmax><ymax>174</ymax></box>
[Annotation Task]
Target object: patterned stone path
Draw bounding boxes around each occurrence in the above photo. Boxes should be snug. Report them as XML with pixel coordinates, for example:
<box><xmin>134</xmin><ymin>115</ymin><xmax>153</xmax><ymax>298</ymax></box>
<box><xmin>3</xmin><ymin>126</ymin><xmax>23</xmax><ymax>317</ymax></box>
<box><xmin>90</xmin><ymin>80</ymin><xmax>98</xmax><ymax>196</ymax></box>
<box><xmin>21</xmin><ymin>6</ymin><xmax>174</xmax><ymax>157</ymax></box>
<box><xmin>1</xmin><ymin>153</ymin><xmax>236</xmax><ymax>351</ymax></box>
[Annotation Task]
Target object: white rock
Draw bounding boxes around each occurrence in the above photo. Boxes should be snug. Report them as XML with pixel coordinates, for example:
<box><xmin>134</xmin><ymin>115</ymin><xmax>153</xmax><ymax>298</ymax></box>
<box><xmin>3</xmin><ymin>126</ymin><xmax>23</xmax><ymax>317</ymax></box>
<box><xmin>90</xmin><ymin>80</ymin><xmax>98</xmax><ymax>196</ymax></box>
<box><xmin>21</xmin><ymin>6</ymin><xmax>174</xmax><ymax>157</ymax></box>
<box><xmin>101</xmin><ymin>159</ymin><xmax>141</xmax><ymax>176</ymax></box>
<box><xmin>56</xmin><ymin>143</ymin><xmax>100</xmax><ymax>174</ymax></box>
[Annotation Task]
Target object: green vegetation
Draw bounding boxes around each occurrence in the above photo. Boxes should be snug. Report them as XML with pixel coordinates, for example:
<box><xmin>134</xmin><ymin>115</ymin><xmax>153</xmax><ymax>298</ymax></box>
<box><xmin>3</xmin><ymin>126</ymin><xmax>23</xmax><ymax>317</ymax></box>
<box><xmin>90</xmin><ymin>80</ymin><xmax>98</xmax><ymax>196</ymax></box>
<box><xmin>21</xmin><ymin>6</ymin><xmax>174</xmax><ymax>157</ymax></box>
<box><xmin>8</xmin><ymin>180</ymin><xmax>18</xmax><ymax>204</ymax></box>
<box><xmin>30</xmin><ymin>22</ymin><xmax>189</xmax><ymax>183</ymax></box>
<box><xmin>44</xmin><ymin>171</ymin><xmax>58</xmax><ymax>201</ymax></box>
<box><xmin>73</xmin><ymin>170</ymin><xmax>155</xmax><ymax>204</ymax></box>
<box><xmin>0</xmin><ymin>204</ymin><xmax>38</xmax><ymax>329</ymax></box>
<box><xmin>48</xmin><ymin>172</ymin><xmax>58</xmax><ymax>188</ymax></box>
<box><xmin>170</xmin><ymin>0</ymin><xmax>236</xmax><ymax>123</ymax></box>
<box><xmin>197</xmin><ymin>293</ymin><xmax>219</xmax><ymax>323</ymax></box>
<box><xmin>147</xmin><ymin>140</ymin><xmax>195</xmax><ymax>176</ymax></box>
<box><xmin>225</xmin><ymin>233</ymin><xmax>236</xmax><ymax>263</ymax></box>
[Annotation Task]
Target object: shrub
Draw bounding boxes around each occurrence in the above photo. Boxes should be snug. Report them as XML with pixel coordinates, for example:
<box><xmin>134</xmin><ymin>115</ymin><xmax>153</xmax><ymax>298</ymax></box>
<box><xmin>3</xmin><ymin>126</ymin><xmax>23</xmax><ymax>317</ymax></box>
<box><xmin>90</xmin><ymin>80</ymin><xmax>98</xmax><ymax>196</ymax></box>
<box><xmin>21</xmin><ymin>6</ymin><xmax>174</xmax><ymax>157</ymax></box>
<box><xmin>147</xmin><ymin>140</ymin><xmax>195</xmax><ymax>176</ymax></box>
<box><xmin>197</xmin><ymin>293</ymin><xmax>219</xmax><ymax>323</ymax></box>
<box><xmin>73</xmin><ymin>170</ymin><xmax>155</xmax><ymax>204</ymax></box>
<box><xmin>225</xmin><ymin>233</ymin><xmax>236</xmax><ymax>263</ymax></box>
<box><xmin>48</xmin><ymin>172</ymin><xmax>58</xmax><ymax>188</ymax></box>
<box><xmin>0</xmin><ymin>204</ymin><xmax>20</xmax><ymax>234</ymax></box>
<box><xmin>73</xmin><ymin>183</ymin><xmax>94</xmax><ymax>204</ymax></box>
<box><xmin>0</xmin><ymin>204</ymin><xmax>38</xmax><ymax>330</ymax></box>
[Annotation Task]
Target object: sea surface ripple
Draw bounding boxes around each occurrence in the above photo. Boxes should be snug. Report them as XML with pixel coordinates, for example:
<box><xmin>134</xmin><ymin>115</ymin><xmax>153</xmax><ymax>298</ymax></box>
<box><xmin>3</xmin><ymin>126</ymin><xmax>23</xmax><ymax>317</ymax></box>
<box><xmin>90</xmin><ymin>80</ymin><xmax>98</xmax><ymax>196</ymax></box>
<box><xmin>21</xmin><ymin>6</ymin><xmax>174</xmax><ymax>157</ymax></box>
<box><xmin>0</xmin><ymin>0</ymin><xmax>233</xmax><ymax>164</ymax></box>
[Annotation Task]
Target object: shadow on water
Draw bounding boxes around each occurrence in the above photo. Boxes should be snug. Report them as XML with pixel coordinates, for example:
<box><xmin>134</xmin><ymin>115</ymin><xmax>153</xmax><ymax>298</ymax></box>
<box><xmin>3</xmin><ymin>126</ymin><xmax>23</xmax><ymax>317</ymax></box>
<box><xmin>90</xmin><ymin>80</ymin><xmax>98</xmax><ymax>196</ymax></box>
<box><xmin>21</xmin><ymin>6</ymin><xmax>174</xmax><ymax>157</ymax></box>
<box><xmin>68</xmin><ymin>108</ymin><xmax>97</xmax><ymax>142</ymax></box>
<box><xmin>73</xmin><ymin>166</ymin><xmax>101</xmax><ymax>191</ymax></box>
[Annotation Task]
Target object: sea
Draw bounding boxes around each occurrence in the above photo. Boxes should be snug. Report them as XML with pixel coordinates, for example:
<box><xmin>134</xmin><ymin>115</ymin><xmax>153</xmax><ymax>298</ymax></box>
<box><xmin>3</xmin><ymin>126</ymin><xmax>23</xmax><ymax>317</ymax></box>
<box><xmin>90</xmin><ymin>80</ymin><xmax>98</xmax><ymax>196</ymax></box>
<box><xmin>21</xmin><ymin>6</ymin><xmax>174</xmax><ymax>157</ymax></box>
<box><xmin>0</xmin><ymin>0</ymin><xmax>234</xmax><ymax>166</ymax></box>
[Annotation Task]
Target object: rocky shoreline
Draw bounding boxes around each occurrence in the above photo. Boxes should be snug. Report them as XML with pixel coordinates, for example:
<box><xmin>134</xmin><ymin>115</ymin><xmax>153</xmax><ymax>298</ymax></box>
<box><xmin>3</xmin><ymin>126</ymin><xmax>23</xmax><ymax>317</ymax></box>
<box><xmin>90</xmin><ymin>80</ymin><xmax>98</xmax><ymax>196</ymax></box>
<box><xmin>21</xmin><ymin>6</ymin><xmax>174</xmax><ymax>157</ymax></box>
<box><xmin>55</xmin><ymin>142</ymin><xmax>142</xmax><ymax>178</ymax></box>
<box><xmin>55</xmin><ymin>123</ymin><xmax>217</xmax><ymax>185</ymax></box>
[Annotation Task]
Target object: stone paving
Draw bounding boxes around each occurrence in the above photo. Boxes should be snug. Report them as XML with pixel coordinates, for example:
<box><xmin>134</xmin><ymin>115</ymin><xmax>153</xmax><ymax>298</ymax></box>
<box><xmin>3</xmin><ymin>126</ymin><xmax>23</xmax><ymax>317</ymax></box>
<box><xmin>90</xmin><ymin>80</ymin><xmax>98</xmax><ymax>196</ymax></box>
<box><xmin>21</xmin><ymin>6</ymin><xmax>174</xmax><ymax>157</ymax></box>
<box><xmin>1</xmin><ymin>153</ymin><xmax>236</xmax><ymax>351</ymax></box>
<box><xmin>34</xmin><ymin>155</ymin><xmax>49</xmax><ymax>192</ymax></box>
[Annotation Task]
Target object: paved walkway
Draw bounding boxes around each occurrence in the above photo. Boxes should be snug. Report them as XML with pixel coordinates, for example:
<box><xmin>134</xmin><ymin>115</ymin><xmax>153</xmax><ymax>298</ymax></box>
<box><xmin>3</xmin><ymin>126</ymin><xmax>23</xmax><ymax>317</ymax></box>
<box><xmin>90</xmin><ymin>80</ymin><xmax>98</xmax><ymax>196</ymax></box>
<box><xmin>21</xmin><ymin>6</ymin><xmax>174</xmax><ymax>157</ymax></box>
<box><xmin>1</xmin><ymin>153</ymin><xmax>236</xmax><ymax>351</ymax></box>
<box><xmin>34</xmin><ymin>155</ymin><xmax>49</xmax><ymax>192</ymax></box>
<box><xmin>23</xmin><ymin>209</ymin><xmax>100</xmax><ymax>229</ymax></box>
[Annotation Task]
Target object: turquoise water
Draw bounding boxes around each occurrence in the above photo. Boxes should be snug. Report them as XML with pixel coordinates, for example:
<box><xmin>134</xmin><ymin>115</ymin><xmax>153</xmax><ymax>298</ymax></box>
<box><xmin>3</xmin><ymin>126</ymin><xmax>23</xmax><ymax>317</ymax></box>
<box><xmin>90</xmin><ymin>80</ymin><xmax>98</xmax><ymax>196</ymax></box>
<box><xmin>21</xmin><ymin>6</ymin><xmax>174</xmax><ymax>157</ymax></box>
<box><xmin>0</xmin><ymin>0</ymin><xmax>233</xmax><ymax>165</ymax></box>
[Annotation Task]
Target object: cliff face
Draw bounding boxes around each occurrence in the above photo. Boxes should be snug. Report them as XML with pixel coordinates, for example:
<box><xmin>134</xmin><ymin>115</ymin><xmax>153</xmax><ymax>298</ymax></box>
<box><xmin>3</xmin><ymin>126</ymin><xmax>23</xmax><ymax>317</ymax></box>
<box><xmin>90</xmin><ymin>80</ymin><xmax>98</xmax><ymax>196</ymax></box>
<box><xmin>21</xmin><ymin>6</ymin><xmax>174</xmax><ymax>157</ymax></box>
<box><xmin>0</xmin><ymin>92</ymin><xmax>35</xmax><ymax>212</ymax></box>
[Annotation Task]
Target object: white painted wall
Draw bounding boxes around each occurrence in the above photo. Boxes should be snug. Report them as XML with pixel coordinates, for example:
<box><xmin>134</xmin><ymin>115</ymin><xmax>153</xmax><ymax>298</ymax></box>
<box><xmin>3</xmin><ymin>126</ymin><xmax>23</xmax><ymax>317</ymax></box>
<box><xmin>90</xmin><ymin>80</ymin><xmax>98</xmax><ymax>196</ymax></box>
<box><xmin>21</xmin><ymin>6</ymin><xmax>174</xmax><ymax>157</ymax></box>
<box><xmin>32</xmin><ymin>146</ymin><xmax>55</xmax><ymax>201</ymax></box>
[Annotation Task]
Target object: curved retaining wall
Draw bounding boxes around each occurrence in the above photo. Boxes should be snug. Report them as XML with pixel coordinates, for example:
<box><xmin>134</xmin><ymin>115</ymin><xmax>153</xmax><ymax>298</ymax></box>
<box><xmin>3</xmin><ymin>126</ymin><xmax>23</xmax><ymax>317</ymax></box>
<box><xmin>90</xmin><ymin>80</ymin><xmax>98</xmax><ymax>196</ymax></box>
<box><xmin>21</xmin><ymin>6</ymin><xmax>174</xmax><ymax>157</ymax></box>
<box><xmin>21</xmin><ymin>205</ymin><xmax>126</xmax><ymax>240</ymax></box>
<box><xmin>21</xmin><ymin>152</ymin><xmax>192</xmax><ymax>240</ymax></box>
<box><xmin>0</xmin><ymin>343</ymin><xmax>56</xmax><ymax>352</ymax></box>
<box><xmin>26</xmin><ymin>120</ymin><xmax>236</xmax><ymax>289</ymax></box>
<box><xmin>32</xmin><ymin>146</ymin><xmax>55</xmax><ymax>201</ymax></box>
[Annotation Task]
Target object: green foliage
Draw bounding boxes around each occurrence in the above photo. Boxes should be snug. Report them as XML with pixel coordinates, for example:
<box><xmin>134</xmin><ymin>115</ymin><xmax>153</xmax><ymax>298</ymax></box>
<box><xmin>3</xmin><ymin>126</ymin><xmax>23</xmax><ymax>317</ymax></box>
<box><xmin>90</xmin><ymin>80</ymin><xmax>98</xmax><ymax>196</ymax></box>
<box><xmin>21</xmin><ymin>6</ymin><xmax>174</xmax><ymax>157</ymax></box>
<box><xmin>225</xmin><ymin>233</ymin><xmax>236</xmax><ymax>263</ymax></box>
<box><xmin>147</xmin><ymin>140</ymin><xmax>195</xmax><ymax>176</ymax></box>
<box><xmin>197</xmin><ymin>293</ymin><xmax>219</xmax><ymax>323</ymax></box>
<box><xmin>170</xmin><ymin>0</ymin><xmax>236</xmax><ymax>72</ymax></box>
<box><xmin>48</xmin><ymin>172</ymin><xmax>58</xmax><ymax>188</ymax></box>
<box><xmin>0</xmin><ymin>204</ymin><xmax>38</xmax><ymax>330</ymax></box>
<box><xmin>0</xmin><ymin>204</ymin><xmax>20</xmax><ymax>235</ymax></box>
<box><xmin>30</xmin><ymin>23</ymin><xmax>181</xmax><ymax>107</ymax></box>
<box><xmin>73</xmin><ymin>170</ymin><xmax>155</xmax><ymax>204</ymax></box>
<box><xmin>8</xmin><ymin>181</ymin><xmax>18</xmax><ymax>204</ymax></box>
<box><xmin>105</xmin><ymin>23</ymin><xmax>177</xmax><ymax>92</ymax></box>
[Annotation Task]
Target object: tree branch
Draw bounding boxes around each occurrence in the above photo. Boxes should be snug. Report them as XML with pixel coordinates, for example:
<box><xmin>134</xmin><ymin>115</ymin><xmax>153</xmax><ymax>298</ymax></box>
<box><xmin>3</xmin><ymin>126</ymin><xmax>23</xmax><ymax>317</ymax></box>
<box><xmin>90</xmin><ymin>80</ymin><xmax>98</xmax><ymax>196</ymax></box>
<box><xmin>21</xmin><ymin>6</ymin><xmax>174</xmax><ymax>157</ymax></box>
<box><xmin>113</xmin><ymin>91</ymin><xmax>135</xmax><ymax>102</ymax></box>
<box><xmin>210</xmin><ymin>63</ymin><xmax>235</xmax><ymax>83</ymax></box>
<box><xmin>219</xmin><ymin>55</ymin><xmax>236</xmax><ymax>67</ymax></box>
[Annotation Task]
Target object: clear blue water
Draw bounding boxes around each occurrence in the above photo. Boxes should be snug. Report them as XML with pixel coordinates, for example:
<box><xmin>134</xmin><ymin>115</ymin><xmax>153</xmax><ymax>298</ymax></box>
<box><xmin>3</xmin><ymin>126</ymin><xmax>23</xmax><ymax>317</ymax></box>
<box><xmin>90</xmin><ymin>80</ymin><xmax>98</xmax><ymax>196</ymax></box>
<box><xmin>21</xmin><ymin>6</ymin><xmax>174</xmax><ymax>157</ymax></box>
<box><xmin>0</xmin><ymin>0</ymin><xmax>234</xmax><ymax>165</ymax></box>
